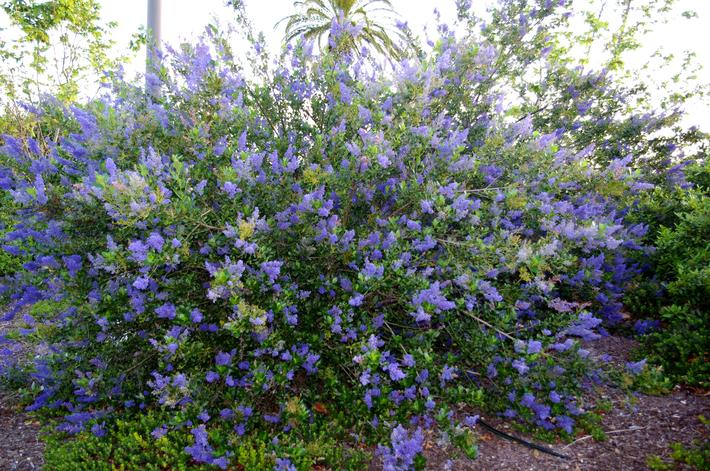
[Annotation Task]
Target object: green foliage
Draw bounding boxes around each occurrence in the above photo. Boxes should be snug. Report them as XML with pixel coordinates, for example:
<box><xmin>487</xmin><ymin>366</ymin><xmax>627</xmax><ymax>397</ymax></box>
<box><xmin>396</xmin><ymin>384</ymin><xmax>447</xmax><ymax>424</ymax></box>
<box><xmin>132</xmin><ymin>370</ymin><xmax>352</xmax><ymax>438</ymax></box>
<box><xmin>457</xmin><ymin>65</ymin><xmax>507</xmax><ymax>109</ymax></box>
<box><xmin>641</xmin><ymin>305</ymin><xmax>709</xmax><ymax>388</ymax></box>
<box><xmin>0</xmin><ymin>194</ymin><xmax>21</xmax><ymax>276</ymax></box>
<box><xmin>43</xmin><ymin>410</ymin><xmax>370</xmax><ymax>471</ymax></box>
<box><xmin>44</xmin><ymin>412</ymin><xmax>214</xmax><ymax>471</ymax></box>
<box><xmin>627</xmin><ymin>363</ymin><xmax>673</xmax><ymax>396</ymax></box>
<box><xmin>631</xmin><ymin>162</ymin><xmax>710</xmax><ymax>388</ymax></box>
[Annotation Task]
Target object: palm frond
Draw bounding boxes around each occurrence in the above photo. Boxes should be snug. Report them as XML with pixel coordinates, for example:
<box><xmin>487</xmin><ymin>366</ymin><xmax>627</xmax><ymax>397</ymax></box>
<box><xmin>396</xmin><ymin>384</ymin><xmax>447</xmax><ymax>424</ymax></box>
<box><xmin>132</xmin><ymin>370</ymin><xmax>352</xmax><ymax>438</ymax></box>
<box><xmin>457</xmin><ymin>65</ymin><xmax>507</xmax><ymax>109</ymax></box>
<box><xmin>278</xmin><ymin>0</ymin><xmax>411</xmax><ymax>60</ymax></box>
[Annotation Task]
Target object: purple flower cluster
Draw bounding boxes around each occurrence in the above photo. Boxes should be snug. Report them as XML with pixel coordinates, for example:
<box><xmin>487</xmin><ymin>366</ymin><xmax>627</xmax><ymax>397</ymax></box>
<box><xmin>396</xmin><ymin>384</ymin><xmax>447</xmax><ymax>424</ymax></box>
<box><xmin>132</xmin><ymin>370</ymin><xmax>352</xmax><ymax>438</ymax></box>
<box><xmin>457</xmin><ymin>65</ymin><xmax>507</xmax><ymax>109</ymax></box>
<box><xmin>378</xmin><ymin>425</ymin><xmax>424</xmax><ymax>471</ymax></box>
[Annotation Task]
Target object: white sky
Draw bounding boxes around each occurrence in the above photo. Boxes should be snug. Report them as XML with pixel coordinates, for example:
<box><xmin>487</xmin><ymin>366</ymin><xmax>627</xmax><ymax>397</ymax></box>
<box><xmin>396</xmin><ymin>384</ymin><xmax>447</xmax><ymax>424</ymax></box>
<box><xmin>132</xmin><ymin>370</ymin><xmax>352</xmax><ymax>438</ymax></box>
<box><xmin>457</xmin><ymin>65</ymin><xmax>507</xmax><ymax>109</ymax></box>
<box><xmin>100</xmin><ymin>0</ymin><xmax>710</xmax><ymax>70</ymax></box>
<box><xmin>102</xmin><ymin>0</ymin><xmax>460</xmax><ymax>56</ymax></box>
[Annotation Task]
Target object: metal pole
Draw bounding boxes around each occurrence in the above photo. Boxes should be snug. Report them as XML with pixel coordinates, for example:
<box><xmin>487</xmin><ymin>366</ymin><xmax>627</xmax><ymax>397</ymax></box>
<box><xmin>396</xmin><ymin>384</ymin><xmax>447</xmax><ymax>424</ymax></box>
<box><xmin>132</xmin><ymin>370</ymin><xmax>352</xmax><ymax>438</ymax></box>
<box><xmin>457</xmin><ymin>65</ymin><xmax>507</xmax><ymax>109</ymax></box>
<box><xmin>146</xmin><ymin>0</ymin><xmax>162</xmax><ymax>96</ymax></box>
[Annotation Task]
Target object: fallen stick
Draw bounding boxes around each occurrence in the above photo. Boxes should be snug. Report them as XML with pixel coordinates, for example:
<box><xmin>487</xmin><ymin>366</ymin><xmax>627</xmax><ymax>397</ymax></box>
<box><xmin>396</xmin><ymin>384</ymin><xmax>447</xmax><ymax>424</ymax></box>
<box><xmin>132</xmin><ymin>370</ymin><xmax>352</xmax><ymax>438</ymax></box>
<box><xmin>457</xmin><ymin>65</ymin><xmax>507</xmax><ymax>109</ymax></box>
<box><xmin>562</xmin><ymin>426</ymin><xmax>646</xmax><ymax>449</ymax></box>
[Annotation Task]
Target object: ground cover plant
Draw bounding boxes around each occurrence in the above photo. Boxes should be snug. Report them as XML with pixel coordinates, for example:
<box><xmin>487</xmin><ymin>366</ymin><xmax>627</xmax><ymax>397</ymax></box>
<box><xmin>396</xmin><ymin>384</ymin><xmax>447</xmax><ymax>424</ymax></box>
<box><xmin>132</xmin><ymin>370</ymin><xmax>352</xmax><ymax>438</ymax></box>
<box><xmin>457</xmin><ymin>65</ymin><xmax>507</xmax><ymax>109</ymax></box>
<box><xmin>0</xmin><ymin>0</ymin><xmax>708</xmax><ymax>469</ymax></box>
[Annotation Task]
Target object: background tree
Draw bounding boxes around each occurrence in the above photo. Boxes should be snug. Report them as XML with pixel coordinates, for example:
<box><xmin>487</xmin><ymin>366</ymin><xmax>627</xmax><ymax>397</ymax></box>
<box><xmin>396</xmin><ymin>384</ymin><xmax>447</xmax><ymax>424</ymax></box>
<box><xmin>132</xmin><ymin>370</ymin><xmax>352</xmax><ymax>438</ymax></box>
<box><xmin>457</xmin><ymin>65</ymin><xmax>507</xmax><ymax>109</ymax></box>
<box><xmin>277</xmin><ymin>0</ymin><xmax>408</xmax><ymax>60</ymax></box>
<box><xmin>0</xmin><ymin>0</ymin><xmax>123</xmax><ymax>104</ymax></box>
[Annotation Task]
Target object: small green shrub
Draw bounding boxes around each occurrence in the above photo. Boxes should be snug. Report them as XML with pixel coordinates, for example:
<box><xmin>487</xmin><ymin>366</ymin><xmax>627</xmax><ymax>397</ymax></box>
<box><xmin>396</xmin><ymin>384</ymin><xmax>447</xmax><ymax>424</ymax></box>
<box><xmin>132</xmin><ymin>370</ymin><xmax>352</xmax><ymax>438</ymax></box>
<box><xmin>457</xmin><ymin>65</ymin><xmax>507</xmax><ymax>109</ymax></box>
<box><xmin>640</xmin><ymin>305</ymin><xmax>709</xmax><ymax>388</ymax></box>
<box><xmin>43</xmin><ymin>411</ymin><xmax>370</xmax><ymax>471</ymax></box>
<box><xmin>44</xmin><ymin>412</ymin><xmax>214</xmax><ymax>471</ymax></box>
<box><xmin>630</xmin><ymin>162</ymin><xmax>710</xmax><ymax>387</ymax></box>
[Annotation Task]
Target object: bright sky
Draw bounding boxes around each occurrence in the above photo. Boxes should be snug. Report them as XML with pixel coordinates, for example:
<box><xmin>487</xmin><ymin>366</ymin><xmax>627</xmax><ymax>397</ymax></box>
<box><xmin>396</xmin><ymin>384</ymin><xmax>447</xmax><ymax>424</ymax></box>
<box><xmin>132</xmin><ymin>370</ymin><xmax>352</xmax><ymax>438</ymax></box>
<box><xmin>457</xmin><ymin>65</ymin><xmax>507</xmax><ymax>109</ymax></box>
<box><xmin>102</xmin><ymin>0</ymin><xmax>460</xmax><ymax>57</ymax></box>
<box><xmin>100</xmin><ymin>0</ymin><xmax>710</xmax><ymax>71</ymax></box>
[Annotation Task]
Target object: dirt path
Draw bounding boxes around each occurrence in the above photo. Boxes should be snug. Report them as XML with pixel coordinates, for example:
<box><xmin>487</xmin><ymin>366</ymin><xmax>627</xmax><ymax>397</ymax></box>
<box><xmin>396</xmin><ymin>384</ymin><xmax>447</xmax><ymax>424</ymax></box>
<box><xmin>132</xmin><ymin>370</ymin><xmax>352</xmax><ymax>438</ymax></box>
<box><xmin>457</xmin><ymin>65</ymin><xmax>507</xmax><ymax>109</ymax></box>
<box><xmin>1</xmin><ymin>311</ymin><xmax>45</xmax><ymax>470</ymax></box>
<box><xmin>444</xmin><ymin>387</ymin><xmax>709</xmax><ymax>470</ymax></box>
<box><xmin>423</xmin><ymin>336</ymin><xmax>710</xmax><ymax>470</ymax></box>
<box><xmin>0</xmin><ymin>392</ymin><xmax>44</xmax><ymax>470</ymax></box>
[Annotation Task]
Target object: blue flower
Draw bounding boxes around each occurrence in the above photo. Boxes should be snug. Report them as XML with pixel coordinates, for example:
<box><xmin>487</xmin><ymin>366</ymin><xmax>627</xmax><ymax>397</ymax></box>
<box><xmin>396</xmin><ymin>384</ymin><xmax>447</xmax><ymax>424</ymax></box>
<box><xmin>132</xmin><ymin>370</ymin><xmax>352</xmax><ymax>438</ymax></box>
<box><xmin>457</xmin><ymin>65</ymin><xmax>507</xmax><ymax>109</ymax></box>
<box><xmin>387</xmin><ymin>362</ymin><xmax>406</xmax><ymax>382</ymax></box>
<box><xmin>215</xmin><ymin>351</ymin><xmax>231</xmax><ymax>366</ymax></box>
<box><xmin>91</xmin><ymin>422</ymin><xmax>106</xmax><ymax>437</ymax></box>
<box><xmin>378</xmin><ymin>425</ymin><xmax>424</xmax><ymax>471</ymax></box>
<box><xmin>512</xmin><ymin>359</ymin><xmax>529</xmax><ymax>375</ymax></box>
<box><xmin>633</xmin><ymin>319</ymin><xmax>659</xmax><ymax>335</ymax></box>
<box><xmin>349</xmin><ymin>293</ymin><xmax>364</xmax><ymax>307</ymax></box>
<box><xmin>146</xmin><ymin>232</ymin><xmax>164</xmax><ymax>251</ymax></box>
<box><xmin>151</xmin><ymin>425</ymin><xmax>168</xmax><ymax>439</ymax></box>
<box><xmin>275</xmin><ymin>458</ymin><xmax>296</xmax><ymax>471</ymax></box>
<box><xmin>128</xmin><ymin>240</ymin><xmax>149</xmax><ymax>262</ymax></box>
<box><xmin>190</xmin><ymin>309</ymin><xmax>203</xmax><ymax>323</ymax></box>
<box><xmin>362</xmin><ymin>260</ymin><xmax>384</xmax><ymax>278</ymax></box>
<box><xmin>555</xmin><ymin>415</ymin><xmax>575</xmax><ymax>434</ymax></box>
<box><xmin>412</xmin><ymin>282</ymin><xmax>455</xmax><ymax>311</ymax></box>
<box><xmin>477</xmin><ymin>280</ymin><xmax>503</xmax><ymax>303</ymax></box>
<box><xmin>63</xmin><ymin>255</ymin><xmax>82</xmax><ymax>278</ymax></box>
<box><xmin>205</xmin><ymin>371</ymin><xmax>219</xmax><ymax>383</ymax></box>
<box><xmin>223</xmin><ymin>181</ymin><xmax>239</xmax><ymax>198</ymax></box>
<box><xmin>527</xmin><ymin>340</ymin><xmax>542</xmax><ymax>354</ymax></box>
<box><xmin>156</xmin><ymin>303</ymin><xmax>176</xmax><ymax>320</ymax></box>
<box><xmin>440</xmin><ymin>365</ymin><xmax>457</xmax><ymax>384</ymax></box>
<box><xmin>260</xmin><ymin>261</ymin><xmax>283</xmax><ymax>284</ymax></box>
<box><xmin>133</xmin><ymin>276</ymin><xmax>150</xmax><ymax>290</ymax></box>
<box><xmin>184</xmin><ymin>425</ymin><xmax>221</xmax><ymax>467</ymax></box>
<box><xmin>625</xmin><ymin>359</ymin><xmax>647</xmax><ymax>375</ymax></box>
<box><xmin>464</xmin><ymin>415</ymin><xmax>479</xmax><ymax>427</ymax></box>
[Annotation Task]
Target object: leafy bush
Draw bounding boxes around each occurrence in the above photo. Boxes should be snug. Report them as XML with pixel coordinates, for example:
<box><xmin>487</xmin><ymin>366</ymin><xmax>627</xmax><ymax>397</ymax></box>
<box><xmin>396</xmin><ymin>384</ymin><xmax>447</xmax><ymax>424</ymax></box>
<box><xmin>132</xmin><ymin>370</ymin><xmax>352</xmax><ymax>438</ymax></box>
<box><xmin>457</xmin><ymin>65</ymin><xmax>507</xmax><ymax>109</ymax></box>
<box><xmin>0</xmin><ymin>5</ymin><xmax>704</xmax><ymax>470</ymax></box>
<box><xmin>0</xmin><ymin>194</ymin><xmax>22</xmax><ymax>276</ymax></box>
<box><xmin>44</xmin><ymin>409</ymin><xmax>370</xmax><ymax>470</ymax></box>
<box><xmin>630</xmin><ymin>162</ymin><xmax>710</xmax><ymax>387</ymax></box>
<box><xmin>43</xmin><ymin>411</ymin><xmax>214</xmax><ymax>471</ymax></box>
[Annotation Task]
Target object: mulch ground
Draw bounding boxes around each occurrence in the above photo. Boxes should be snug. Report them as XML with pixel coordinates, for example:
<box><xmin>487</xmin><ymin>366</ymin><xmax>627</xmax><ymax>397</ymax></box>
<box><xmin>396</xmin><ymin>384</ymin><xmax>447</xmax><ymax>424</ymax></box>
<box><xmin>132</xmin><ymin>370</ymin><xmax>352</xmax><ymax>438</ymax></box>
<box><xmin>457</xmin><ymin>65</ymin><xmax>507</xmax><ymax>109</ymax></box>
<box><xmin>0</xmin><ymin>392</ymin><xmax>44</xmax><ymax>470</ymax></box>
<box><xmin>423</xmin><ymin>336</ymin><xmax>710</xmax><ymax>470</ymax></box>
<box><xmin>0</xmin><ymin>331</ymin><xmax>707</xmax><ymax>470</ymax></box>
<box><xmin>0</xmin><ymin>311</ymin><xmax>45</xmax><ymax>470</ymax></box>
<box><xmin>424</xmin><ymin>386</ymin><xmax>709</xmax><ymax>470</ymax></box>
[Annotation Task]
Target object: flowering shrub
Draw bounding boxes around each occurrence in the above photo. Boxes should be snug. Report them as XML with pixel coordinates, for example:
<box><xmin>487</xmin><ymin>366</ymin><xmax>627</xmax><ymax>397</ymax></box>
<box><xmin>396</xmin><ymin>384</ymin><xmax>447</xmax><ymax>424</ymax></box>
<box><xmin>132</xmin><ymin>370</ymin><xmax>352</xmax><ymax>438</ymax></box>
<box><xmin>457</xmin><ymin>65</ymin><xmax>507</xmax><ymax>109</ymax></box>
<box><xmin>0</xmin><ymin>4</ymin><xmax>692</xmax><ymax>468</ymax></box>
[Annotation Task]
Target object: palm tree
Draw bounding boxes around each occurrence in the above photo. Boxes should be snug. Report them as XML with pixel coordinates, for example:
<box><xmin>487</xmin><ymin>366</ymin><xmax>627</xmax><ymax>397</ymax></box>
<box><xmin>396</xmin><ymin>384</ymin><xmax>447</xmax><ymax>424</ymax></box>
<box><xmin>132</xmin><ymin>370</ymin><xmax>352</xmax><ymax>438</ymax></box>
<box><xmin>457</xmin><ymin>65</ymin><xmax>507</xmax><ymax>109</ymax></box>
<box><xmin>277</xmin><ymin>0</ymin><xmax>407</xmax><ymax>60</ymax></box>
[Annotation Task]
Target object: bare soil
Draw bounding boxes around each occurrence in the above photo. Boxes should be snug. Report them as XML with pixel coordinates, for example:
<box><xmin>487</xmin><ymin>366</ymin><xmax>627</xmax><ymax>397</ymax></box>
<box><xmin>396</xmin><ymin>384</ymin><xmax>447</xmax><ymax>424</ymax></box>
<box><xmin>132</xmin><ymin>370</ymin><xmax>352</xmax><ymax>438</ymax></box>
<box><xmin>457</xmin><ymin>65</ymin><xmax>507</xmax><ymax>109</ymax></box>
<box><xmin>1</xmin><ymin>310</ymin><xmax>45</xmax><ymax>470</ymax></box>
<box><xmin>424</xmin><ymin>387</ymin><xmax>709</xmax><ymax>471</ymax></box>
<box><xmin>0</xmin><ymin>392</ymin><xmax>44</xmax><ymax>470</ymax></box>
<box><xmin>422</xmin><ymin>336</ymin><xmax>710</xmax><ymax>470</ymax></box>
